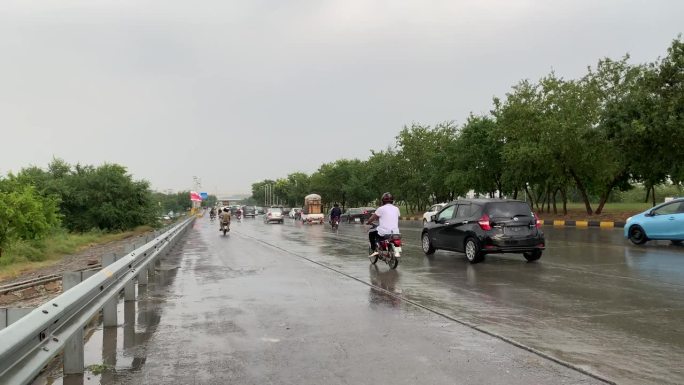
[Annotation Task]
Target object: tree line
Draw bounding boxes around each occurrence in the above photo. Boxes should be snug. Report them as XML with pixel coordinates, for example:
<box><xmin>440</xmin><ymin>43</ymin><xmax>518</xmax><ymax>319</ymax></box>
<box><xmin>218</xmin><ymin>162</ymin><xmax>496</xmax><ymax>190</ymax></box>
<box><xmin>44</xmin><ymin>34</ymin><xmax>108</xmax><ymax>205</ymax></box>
<box><xmin>0</xmin><ymin>158</ymin><xmax>215</xmax><ymax>257</ymax></box>
<box><xmin>250</xmin><ymin>37</ymin><xmax>683</xmax><ymax>215</ymax></box>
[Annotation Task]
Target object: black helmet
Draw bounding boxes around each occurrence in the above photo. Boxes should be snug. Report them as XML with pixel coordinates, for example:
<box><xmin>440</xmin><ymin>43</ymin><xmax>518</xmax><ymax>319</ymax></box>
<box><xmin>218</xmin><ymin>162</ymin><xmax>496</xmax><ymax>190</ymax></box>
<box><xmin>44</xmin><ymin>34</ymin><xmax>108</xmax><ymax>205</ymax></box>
<box><xmin>381</xmin><ymin>192</ymin><xmax>394</xmax><ymax>204</ymax></box>
<box><xmin>223</xmin><ymin>207</ymin><xmax>229</xmax><ymax>212</ymax></box>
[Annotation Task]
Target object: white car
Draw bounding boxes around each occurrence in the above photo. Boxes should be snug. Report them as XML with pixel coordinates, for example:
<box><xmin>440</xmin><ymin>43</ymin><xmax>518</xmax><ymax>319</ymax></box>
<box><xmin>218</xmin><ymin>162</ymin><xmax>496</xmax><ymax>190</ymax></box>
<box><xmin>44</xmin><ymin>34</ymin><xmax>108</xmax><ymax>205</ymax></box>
<box><xmin>423</xmin><ymin>203</ymin><xmax>447</xmax><ymax>225</ymax></box>
<box><xmin>264</xmin><ymin>207</ymin><xmax>284</xmax><ymax>224</ymax></box>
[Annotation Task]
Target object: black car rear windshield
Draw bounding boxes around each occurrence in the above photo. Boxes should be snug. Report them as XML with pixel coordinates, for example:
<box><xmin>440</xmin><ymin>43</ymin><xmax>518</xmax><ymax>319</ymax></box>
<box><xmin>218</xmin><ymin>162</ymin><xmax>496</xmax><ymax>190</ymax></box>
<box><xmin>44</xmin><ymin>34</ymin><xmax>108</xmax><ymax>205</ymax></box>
<box><xmin>486</xmin><ymin>202</ymin><xmax>533</xmax><ymax>219</ymax></box>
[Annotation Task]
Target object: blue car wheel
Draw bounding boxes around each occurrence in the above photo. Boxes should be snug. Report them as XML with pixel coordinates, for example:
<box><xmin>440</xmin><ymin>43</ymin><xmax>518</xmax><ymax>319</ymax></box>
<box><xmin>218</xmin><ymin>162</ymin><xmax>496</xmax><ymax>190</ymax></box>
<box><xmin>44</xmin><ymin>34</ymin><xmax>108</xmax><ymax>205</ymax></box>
<box><xmin>628</xmin><ymin>225</ymin><xmax>648</xmax><ymax>245</ymax></box>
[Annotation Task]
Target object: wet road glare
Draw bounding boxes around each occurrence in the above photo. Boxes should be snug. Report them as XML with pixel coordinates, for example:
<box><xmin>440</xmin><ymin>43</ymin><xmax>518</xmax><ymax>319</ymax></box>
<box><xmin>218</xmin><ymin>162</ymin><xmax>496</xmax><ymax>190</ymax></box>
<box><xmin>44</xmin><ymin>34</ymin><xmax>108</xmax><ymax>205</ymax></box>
<box><xmin>36</xmin><ymin>216</ymin><xmax>684</xmax><ymax>385</ymax></box>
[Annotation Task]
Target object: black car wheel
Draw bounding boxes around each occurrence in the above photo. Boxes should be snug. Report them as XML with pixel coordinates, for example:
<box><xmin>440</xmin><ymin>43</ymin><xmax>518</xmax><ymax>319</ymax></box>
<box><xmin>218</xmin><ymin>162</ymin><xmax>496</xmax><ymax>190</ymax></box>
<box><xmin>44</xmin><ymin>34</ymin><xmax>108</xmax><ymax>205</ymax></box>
<box><xmin>464</xmin><ymin>238</ymin><xmax>484</xmax><ymax>264</ymax></box>
<box><xmin>523</xmin><ymin>250</ymin><xmax>542</xmax><ymax>262</ymax></box>
<box><xmin>421</xmin><ymin>232</ymin><xmax>435</xmax><ymax>255</ymax></box>
<box><xmin>628</xmin><ymin>225</ymin><xmax>648</xmax><ymax>245</ymax></box>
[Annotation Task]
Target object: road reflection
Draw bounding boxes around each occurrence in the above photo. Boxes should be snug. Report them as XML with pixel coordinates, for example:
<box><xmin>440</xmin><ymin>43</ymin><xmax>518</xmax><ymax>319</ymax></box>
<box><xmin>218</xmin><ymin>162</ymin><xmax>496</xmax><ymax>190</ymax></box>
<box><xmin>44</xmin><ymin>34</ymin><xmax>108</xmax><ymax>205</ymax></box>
<box><xmin>368</xmin><ymin>265</ymin><xmax>401</xmax><ymax>307</ymax></box>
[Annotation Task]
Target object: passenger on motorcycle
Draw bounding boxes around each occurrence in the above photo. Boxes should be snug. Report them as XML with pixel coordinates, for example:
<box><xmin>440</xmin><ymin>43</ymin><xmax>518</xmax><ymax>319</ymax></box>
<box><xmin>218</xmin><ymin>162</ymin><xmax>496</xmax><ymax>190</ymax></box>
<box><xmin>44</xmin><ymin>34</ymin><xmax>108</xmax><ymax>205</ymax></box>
<box><xmin>329</xmin><ymin>203</ymin><xmax>342</xmax><ymax>224</ymax></box>
<box><xmin>365</xmin><ymin>192</ymin><xmax>400</xmax><ymax>257</ymax></box>
<box><xmin>219</xmin><ymin>207</ymin><xmax>231</xmax><ymax>231</ymax></box>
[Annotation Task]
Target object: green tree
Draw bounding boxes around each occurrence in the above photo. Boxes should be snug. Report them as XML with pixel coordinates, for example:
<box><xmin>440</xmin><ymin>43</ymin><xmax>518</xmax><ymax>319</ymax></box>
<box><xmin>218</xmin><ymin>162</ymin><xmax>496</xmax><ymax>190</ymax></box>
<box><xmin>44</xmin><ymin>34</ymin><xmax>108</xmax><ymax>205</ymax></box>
<box><xmin>59</xmin><ymin>164</ymin><xmax>156</xmax><ymax>231</ymax></box>
<box><xmin>584</xmin><ymin>56</ymin><xmax>649</xmax><ymax>213</ymax></box>
<box><xmin>395</xmin><ymin>123</ymin><xmax>457</xmax><ymax>211</ymax></box>
<box><xmin>0</xmin><ymin>183</ymin><xmax>60</xmax><ymax>257</ymax></box>
<box><xmin>450</xmin><ymin>115</ymin><xmax>504</xmax><ymax>198</ymax></box>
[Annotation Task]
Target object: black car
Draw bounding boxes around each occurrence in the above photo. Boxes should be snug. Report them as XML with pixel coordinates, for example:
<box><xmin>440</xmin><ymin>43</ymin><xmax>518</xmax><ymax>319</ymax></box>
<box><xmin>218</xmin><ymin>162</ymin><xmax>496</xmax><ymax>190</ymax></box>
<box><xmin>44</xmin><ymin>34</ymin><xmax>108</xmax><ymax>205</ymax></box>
<box><xmin>242</xmin><ymin>205</ymin><xmax>257</xmax><ymax>218</ymax></box>
<box><xmin>421</xmin><ymin>199</ymin><xmax>544</xmax><ymax>264</ymax></box>
<box><xmin>340</xmin><ymin>207</ymin><xmax>376</xmax><ymax>223</ymax></box>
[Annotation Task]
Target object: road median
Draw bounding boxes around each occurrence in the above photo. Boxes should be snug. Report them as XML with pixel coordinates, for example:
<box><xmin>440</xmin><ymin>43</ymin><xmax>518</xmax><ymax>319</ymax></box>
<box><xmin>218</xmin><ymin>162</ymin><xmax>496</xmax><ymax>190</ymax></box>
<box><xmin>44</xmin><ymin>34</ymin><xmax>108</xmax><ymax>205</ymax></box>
<box><xmin>400</xmin><ymin>217</ymin><xmax>627</xmax><ymax>228</ymax></box>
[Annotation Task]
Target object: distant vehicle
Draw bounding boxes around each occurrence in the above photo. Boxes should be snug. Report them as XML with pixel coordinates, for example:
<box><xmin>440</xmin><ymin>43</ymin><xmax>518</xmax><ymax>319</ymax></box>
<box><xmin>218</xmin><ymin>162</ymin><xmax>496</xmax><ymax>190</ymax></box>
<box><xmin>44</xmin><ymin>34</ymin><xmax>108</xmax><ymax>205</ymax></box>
<box><xmin>282</xmin><ymin>207</ymin><xmax>292</xmax><ymax>216</ymax></box>
<box><xmin>423</xmin><ymin>203</ymin><xmax>447</xmax><ymax>225</ymax></box>
<box><xmin>625</xmin><ymin>198</ymin><xmax>684</xmax><ymax>245</ymax></box>
<box><xmin>421</xmin><ymin>199</ymin><xmax>544</xmax><ymax>264</ymax></box>
<box><xmin>340</xmin><ymin>207</ymin><xmax>375</xmax><ymax>223</ymax></box>
<box><xmin>242</xmin><ymin>205</ymin><xmax>257</xmax><ymax>218</ymax></box>
<box><xmin>264</xmin><ymin>207</ymin><xmax>284</xmax><ymax>224</ymax></box>
<box><xmin>255</xmin><ymin>206</ymin><xmax>265</xmax><ymax>214</ymax></box>
<box><xmin>301</xmin><ymin>194</ymin><xmax>324</xmax><ymax>224</ymax></box>
<box><xmin>289</xmin><ymin>208</ymin><xmax>302</xmax><ymax>219</ymax></box>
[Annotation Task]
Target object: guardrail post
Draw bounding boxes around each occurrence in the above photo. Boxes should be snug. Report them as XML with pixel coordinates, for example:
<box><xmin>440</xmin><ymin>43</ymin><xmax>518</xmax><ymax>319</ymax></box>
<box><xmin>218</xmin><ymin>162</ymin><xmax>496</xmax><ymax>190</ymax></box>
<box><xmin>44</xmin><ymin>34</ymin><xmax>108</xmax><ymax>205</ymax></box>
<box><xmin>137</xmin><ymin>268</ymin><xmax>148</xmax><ymax>285</ymax></box>
<box><xmin>0</xmin><ymin>308</ymin><xmax>34</xmax><ymax>330</ymax></box>
<box><xmin>64</xmin><ymin>327</ymin><xmax>85</xmax><ymax>375</ymax></box>
<box><xmin>123</xmin><ymin>302</ymin><xmax>135</xmax><ymax>349</ymax></box>
<box><xmin>62</xmin><ymin>272</ymin><xmax>84</xmax><ymax>375</ymax></box>
<box><xmin>62</xmin><ymin>270</ymin><xmax>96</xmax><ymax>375</ymax></box>
<box><xmin>124</xmin><ymin>280</ymin><xmax>135</xmax><ymax>301</ymax></box>
<box><xmin>102</xmin><ymin>325</ymin><xmax>117</xmax><ymax>373</ymax></box>
<box><xmin>102</xmin><ymin>253</ymin><xmax>118</xmax><ymax>327</ymax></box>
<box><xmin>147</xmin><ymin>259</ymin><xmax>156</xmax><ymax>277</ymax></box>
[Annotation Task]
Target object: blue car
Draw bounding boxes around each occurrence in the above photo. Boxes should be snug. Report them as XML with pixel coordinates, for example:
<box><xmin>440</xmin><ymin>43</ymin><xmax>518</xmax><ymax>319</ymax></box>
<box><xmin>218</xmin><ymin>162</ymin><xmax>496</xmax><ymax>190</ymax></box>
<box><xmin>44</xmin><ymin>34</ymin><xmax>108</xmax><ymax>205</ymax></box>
<box><xmin>624</xmin><ymin>198</ymin><xmax>684</xmax><ymax>245</ymax></box>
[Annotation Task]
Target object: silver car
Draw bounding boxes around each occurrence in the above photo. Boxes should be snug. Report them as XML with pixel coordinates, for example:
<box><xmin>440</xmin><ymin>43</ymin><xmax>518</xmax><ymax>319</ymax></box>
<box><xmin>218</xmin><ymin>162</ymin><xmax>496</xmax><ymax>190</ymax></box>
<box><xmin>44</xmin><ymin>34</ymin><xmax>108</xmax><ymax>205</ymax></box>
<box><xmin>264</xmin><ymin>207</ymin><xmax>284</xmax><ymax>224</ymax></box>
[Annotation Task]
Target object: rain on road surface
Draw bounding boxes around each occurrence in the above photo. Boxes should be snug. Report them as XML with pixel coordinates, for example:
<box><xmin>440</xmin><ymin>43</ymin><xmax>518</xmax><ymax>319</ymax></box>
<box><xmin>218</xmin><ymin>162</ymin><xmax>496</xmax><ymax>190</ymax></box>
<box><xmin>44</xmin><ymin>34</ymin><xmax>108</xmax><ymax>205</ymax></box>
<box><xmin>36</xmin><ymin>215</ymin><xmax>684</xmax><ymax>385</ymax></box>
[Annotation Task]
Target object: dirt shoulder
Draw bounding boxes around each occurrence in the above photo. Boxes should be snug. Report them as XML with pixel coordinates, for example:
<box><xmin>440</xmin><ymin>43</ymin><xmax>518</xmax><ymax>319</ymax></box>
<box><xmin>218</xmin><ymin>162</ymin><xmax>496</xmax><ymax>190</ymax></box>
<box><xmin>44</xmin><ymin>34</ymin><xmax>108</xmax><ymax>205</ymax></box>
<box><xmin>0</xmin><ymin>231</ymin><xmax>154</xmax><ymax>288</ymax></box>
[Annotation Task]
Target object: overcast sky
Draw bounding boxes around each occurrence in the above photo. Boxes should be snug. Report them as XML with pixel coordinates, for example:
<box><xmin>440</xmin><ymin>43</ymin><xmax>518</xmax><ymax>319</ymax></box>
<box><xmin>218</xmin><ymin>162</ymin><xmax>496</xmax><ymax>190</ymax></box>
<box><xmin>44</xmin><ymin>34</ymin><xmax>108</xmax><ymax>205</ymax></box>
<box><xmin>1</xmin><ymin>0</ymin><xmax>682</xmax><ymax>195</ymax></box>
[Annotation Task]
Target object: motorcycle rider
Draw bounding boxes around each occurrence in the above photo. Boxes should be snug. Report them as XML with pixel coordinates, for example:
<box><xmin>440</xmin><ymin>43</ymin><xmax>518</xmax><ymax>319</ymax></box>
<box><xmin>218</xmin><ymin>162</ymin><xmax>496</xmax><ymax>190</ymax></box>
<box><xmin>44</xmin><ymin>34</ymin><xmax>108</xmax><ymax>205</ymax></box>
<box><xmin>329</xmin><ymin>203</ymin><xmax>342</xmax><ymax>225</ymax></box>
<box><xmin>219</xmin><ymin>207</ymin><xmax>231</xmax><ymax>232</ymax></box>
<box><xmin>365</xmin><ymin>192</ymin><xmax>400</xmax><ymax>257</ymax></box>
<box><xmin>209</xmin><ymin>207</ymin><xmax>216</xmax><ymax>219</ymax></box>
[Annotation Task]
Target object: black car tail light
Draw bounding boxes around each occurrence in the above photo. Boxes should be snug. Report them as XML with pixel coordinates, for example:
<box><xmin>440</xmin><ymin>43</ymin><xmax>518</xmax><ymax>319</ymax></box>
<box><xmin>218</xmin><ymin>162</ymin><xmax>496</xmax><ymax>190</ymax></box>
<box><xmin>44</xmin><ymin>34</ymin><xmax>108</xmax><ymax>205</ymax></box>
<box><xmin>478</xmin><ymin>214</ymin><xmax>492</xmax><ymax>231</ymax></box>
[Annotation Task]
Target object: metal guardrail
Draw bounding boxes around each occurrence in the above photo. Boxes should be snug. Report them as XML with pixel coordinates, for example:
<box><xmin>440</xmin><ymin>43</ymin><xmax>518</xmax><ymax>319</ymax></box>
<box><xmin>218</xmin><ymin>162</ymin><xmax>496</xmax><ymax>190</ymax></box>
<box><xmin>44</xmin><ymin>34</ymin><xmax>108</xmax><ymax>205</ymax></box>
<box><xmin>0</xmin><ymin>217</ymin><xmax>194</xmax><ymax>385</ymax></box>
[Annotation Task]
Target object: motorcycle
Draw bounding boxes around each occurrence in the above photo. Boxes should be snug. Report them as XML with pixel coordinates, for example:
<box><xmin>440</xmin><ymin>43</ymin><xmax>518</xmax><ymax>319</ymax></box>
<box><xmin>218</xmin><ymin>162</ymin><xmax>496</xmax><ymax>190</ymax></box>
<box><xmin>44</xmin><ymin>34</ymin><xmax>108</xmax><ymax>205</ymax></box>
<box><xmin>236</xmin><ymin>211</ymin><xmax>242</xmax><ymax>220</ymax></box>
<box><xmin>209</xmin><ymin>212</ymin><xmax>216</xmax><ymax>220</ymax></box>
<box><xmin>368</xmin><ymin>224</ymin><xmax>401</xmax><ymax>269</ymax></box>
<box><xmin>220</xmin><ymin>220</ymin><xmax>230</xmax><ymax>235</ymax></box>
<box><xmin>330</xmin><ymin>216</ymin><xmax>340</xmax><ymax>231</ymax></box>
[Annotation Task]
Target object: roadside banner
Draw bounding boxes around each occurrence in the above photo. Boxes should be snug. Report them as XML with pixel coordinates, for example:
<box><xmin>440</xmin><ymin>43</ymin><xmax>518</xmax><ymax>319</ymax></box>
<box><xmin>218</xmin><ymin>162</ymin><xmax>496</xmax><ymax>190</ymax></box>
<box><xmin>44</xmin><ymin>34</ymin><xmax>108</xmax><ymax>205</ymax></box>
<box><xmin>190</xmin><ymin>191</ymin><xmax>202</xmax><ymax>202</ymax></box>
<box><xmin>200</xmin><ymin>192</ymin><xmax>208</xmax><ymax>200</ymax></box>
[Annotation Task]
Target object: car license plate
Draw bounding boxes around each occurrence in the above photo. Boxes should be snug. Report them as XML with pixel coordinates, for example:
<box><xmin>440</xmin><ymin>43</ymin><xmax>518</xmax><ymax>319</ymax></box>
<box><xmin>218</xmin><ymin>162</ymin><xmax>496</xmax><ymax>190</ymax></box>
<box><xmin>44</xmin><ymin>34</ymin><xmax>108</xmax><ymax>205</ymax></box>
<box><xmin>355</xmin><ymin>218</ymin><xmax>360</xmax><ymax>222</ymax></box>
<box><xmin>505</xmin><ymin>226</ymin><xmax>524</xmax><ymax>234</ymax></box>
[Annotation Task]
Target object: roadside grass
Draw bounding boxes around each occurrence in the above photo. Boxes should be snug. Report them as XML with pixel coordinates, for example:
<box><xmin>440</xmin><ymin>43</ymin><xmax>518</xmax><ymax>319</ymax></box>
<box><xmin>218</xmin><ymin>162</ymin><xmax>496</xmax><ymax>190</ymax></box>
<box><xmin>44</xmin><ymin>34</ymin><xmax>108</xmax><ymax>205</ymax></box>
<box><xmin>561</xmin><ymin>202</ymin><xmax>651</xmax><ymax>213</ymax></box>
<box><xmin>0</xmin><ymin>226</ymin><xmax>153</xmax><ymax>281</ymax></box>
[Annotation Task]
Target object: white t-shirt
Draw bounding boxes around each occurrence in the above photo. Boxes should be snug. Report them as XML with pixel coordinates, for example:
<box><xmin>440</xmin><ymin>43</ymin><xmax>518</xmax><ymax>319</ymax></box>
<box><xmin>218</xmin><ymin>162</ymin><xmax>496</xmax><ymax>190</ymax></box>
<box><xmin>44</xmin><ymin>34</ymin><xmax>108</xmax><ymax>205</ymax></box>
<box><xmin>375</xmin><ymin>204</ymin><xmax>400</xmax><ymax>236</ymax></box>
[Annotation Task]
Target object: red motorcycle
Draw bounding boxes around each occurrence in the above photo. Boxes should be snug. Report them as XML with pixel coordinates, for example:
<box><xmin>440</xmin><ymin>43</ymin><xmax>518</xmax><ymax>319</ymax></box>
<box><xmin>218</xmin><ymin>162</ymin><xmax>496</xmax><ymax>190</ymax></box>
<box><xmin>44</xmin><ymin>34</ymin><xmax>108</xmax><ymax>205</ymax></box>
<box><xmin>368</xmin><ymin>225</ymin><xmax>401</xmax><ymax>269</ymax></box>
<box><xmin>330</xmin><ymin>216</ymin><xmax>340</xmax><ymax>231</ymax></box>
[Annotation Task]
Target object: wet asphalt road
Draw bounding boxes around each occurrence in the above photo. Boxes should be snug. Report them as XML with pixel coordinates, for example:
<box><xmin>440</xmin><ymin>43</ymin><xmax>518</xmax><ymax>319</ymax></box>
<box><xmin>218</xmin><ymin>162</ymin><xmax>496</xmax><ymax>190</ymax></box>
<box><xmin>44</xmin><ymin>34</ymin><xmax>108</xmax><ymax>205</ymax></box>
<box><xmin>38</xmin><ymin>215</ymin><xmax>684</xmax><ymax>385</ymax></box>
